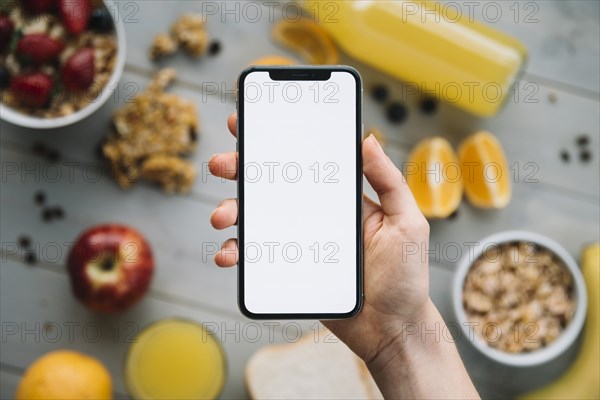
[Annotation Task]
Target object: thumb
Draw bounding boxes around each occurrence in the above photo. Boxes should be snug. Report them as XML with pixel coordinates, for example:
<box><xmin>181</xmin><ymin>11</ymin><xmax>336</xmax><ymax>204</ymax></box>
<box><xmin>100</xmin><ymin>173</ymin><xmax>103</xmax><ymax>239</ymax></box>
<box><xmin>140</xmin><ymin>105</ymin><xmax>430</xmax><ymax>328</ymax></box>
<box><xmin>362</xmin><ymin>134</ymin><xmax>419</xmax><ymax>217</ymax></box>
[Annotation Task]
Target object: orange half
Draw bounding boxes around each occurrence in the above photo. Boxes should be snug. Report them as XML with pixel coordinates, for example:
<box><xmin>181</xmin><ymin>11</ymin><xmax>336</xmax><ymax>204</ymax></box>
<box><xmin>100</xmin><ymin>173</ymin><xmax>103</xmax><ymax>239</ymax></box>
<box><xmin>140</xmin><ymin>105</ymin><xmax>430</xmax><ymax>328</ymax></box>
<box><xmin>406</xmin><ymin>137</ymin><xmax>463</xmax><ymax>218</ymax></box>
<box><xmin>458</xmin><ymin>130</ymin><xmax>511</xmax><ymax>209</ymax></box>
<box><xmin>271</xmin><ymin>18</ymin><xmax>339</xmax><ymax>64</ymax></box>
<box><xmin>249</xmin><ymin>55</ymin><xmax>298</xmax><ymax>66</ymax></box>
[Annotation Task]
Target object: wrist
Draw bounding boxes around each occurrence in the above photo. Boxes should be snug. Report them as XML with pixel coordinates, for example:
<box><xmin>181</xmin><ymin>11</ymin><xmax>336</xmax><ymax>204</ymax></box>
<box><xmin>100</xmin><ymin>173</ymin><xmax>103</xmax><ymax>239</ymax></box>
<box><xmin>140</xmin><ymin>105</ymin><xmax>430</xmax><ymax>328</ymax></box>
<box><xmin>366</xmin><ymin>298</ymin><xmax>439</xmax><ymax>377</ymax></box>
<box><xmin>365</xmin><ymin>299</ymin><xmax>480</xmax><ymax>400</ymax></box>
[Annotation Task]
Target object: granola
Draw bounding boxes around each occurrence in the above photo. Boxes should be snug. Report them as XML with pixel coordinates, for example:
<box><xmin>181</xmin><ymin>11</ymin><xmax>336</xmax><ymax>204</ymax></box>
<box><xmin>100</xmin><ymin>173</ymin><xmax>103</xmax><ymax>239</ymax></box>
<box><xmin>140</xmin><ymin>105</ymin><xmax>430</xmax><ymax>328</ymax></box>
<box><xmin>463</xmin><ymin>241</ymin><xmax>576</xmax><ymax>353</ymax></box>
<box><xmin>0</xmin><ymin>1</ymin><xmax>118</xmax><ymax>118</ymax></box>
<box><xmin>171</xmin><ymin>14</ymin><xmax>208</xmax><ymax>57</ymax></box>
<box><xmin>102</xmin><ymin>69</ymin><xmax>199</xmax><ymax>193</ymax></box>
<box><xmin>149</xmin><ymin>33</ymin><xmax>177</xmax><ymax>61</ymax></box>
<box><xmin>148</xmin><ymin>13</ymin><xmax>210</xmax><ymax>61</ymax></box>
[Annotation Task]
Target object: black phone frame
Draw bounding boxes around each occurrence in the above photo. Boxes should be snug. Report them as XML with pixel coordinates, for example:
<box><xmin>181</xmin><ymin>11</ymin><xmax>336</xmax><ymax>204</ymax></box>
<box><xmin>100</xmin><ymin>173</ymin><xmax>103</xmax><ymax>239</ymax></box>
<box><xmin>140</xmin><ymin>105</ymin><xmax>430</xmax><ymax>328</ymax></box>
<box><xmin>237</xmin><ymin>65</ymin><xmax>363</xmax><ymax>320</ymax></box>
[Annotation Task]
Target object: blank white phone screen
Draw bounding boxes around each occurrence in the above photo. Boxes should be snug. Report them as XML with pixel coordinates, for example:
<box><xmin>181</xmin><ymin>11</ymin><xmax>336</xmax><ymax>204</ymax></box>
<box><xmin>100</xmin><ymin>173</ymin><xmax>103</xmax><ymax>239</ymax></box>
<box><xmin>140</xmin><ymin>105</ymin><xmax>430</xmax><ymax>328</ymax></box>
<box><xmin>242</xmin><ymin>71</ymin><xmax>359</xmax><ymax>315</ymax></box>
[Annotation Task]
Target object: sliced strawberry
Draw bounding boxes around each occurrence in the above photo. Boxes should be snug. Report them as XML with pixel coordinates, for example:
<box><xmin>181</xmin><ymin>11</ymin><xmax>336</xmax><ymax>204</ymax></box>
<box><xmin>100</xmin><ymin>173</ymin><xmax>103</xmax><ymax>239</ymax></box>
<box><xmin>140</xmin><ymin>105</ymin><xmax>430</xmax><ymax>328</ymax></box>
<box><xmin>10</xmin><ymin>72</ymin><xmax>53</xmax><ymax>108</ymax></box>
<box><xmin>21</xmin><ymin>0</ymin><xmax>57</xmax><ymax>14</ymax></box>
<box><xmin>62</xmin><ymin>47</ymin><xmax>94</xmax><ymax>90</ymax></box>
<box><xmin>59</xmin><ymin>0</ymin><xmax>91</xmax><ymax>35</ymax></box>
<box><xmin>0</xmin><ymin>14</ymin><xmax>14</xmax><ymax>52</ymax></box>
<box><xmin>17</xmin><ymin>34</ymin><xmax>64</xmax><ymax>65</ymax></box>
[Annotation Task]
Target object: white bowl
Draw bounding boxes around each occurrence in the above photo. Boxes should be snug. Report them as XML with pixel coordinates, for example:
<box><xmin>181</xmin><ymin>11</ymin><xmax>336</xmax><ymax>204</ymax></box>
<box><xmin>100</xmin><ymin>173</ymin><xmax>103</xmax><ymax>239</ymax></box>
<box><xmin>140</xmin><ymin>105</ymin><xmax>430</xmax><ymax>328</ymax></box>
<box><xmin>0</xmin><ymin>0</ymin><xmax>126</xmax><ymax>129</ymax></box>
<box><xmin>452</xmin><ymin>230</ymin><xmax>587</xmax><ymax>367</ymax></box>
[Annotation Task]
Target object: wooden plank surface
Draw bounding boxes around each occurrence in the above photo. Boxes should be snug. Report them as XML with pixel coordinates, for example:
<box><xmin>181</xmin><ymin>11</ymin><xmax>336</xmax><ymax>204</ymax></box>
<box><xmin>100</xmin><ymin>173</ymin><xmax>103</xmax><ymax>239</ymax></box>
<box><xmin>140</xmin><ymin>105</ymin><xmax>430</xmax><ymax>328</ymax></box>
<box><xmin>1</xmin><ymin>1</ymin><xmax>599</xmax><ymax>398</ymax></box>
<box><xmin>0</xmin><ymin>370</ymin><xmax>23</xmax><ymax>400</ymax></box>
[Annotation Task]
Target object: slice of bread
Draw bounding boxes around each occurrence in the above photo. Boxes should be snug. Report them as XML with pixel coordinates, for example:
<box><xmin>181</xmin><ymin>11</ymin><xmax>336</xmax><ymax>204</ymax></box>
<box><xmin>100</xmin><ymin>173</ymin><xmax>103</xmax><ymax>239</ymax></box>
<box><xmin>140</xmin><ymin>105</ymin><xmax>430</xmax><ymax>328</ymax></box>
<box><xmin>245</xmin><ymin>330</ymin><xmax>383</xmax><ymax>399</ymax></box>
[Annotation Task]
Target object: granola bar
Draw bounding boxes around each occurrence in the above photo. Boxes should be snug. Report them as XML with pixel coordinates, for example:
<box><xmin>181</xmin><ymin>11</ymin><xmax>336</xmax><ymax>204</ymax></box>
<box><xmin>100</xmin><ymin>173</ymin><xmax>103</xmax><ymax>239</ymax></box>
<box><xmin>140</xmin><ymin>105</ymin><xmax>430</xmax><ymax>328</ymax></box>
<box><xmin>102</xmin><ymin>68</ymin><xmax>199</xmax><ymax>193</ymax></box>
<box><xmin>171</xmin><ymin>14</ymin><xmax>208</xmax><ymax>57</ymax></box>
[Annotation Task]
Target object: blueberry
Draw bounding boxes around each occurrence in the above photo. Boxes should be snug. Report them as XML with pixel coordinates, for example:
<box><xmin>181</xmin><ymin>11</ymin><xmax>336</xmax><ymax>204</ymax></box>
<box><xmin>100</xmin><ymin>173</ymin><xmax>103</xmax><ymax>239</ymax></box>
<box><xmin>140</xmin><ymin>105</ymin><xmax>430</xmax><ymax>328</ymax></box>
<box><xmin>34</xmin><ymin>190</ymin><xmax>46</xmax><ymax>205</ymax></box>
<box><xmin>18</xmin><ymin>235</ymin><xmax>31</xmax><ymax>248</ymax></box>
<box><xmin>46</xmin><ymin>149</ymin><xmax>61</xmax><ymax>162</ymax></box>
<box><xmin>0</xmin><ymin>66</ymin><xmax>10</xmax><ymax>89</ymax></box>
<box><xmin>580</xmin><ymin>150</ymin><xmax>592</xmax><ymax>163</ymax></box>
<box><xmin>371</xmin><ymin>84</ymin><xmax>389</xmax><ymax>103</ymax></box>
<box><xmin>576</xmin><ymin>134</ymin><xmax>590</xmax><ymax>147</ymax></box>
<box><xmin>51</xmin><ymin>206</ymin><xmax>64</xmax><ymax>219</ymax></box>
<box><xmin>32</xmin><ymin>142</ymin><xmax>46</xmax><ymax>156</ymax></box>
<box><xmin>89</xmin><ymin>8</ymin><xmax>114</xmax><ymax>33</ymax></box>
<box><xmin>419</xmin><ymin>97</ymin><xmax>438</xmax><ymax>115</ymax></box>
<box><xmin>42</xmin><ymin>208</ymin><xmax>53</xmax><ymax>222</ymax></box>
<box><xmin>560</xmin><ymin>150</ymin><xmax>570</xmax><ymax>163</ymax></box>
<box><xmin>189</xmin><ymin>127</ymin><xmax>198</xmax><ymax>142</ymax></box>
<box><xmin>24</xmin><ymin>251</ymin><xmax>37</xmax><ymax>265</ymax></box>
<box><xmin>386</xmin><ymin>102</ymin><xmax>408</xmax><ymax>124</ymax></box>
<box><xmin>208</xmin><ymin>40</ymin><xmax>222</xmax><ymax>56</ymax></box>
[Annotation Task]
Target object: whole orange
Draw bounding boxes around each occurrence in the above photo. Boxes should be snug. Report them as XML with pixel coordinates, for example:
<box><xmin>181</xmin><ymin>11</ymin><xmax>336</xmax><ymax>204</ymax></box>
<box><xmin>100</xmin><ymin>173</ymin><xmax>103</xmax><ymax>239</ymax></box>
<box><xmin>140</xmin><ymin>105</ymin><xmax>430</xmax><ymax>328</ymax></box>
<box><xmin>16</xmin><ymin>350</ymin><xmax>112</xmax><ymax>399</ymax></box>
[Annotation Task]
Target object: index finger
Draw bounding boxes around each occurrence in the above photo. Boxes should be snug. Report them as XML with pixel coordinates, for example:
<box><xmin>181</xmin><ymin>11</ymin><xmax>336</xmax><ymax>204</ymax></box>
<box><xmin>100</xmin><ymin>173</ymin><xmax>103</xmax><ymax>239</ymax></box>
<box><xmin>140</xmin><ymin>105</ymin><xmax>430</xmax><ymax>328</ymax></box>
<box><xmin>228</xmin><ymin>112</ymin><xmax>237</xmax><ymax>137</ymax></box>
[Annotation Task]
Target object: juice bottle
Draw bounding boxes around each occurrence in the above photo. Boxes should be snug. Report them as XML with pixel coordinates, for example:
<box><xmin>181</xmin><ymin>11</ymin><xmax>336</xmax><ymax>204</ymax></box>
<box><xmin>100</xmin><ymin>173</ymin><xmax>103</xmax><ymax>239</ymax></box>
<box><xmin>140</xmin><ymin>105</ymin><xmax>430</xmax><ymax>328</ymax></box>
<box><xmin>124</xmin><ymin>319</ymin><xmax>226</xmax><ymax>399</ymax></box>
<box><xmin>301</xmin><ymin>0</ymin><xmax>527</xmax><ymax>117</ymax></box>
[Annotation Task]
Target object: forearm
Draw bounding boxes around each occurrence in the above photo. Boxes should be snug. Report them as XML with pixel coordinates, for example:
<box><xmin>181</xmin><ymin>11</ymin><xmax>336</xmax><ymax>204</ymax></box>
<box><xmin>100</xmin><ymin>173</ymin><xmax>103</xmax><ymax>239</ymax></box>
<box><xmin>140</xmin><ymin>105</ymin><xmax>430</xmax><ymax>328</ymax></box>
<box><xmin>367</xmin><ymin>299</ymin><xmax>480</xmax><ymax>400</ymax></box>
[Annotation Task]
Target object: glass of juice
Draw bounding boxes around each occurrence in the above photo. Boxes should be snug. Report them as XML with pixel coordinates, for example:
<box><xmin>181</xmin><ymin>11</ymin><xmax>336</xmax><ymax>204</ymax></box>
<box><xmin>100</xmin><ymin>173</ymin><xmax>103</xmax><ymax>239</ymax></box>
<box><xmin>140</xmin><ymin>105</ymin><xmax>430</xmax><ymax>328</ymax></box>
<box><xmin>124</xmin><ymin>319</ymin><xmax>226</xmax><ymax>399</ymax></box>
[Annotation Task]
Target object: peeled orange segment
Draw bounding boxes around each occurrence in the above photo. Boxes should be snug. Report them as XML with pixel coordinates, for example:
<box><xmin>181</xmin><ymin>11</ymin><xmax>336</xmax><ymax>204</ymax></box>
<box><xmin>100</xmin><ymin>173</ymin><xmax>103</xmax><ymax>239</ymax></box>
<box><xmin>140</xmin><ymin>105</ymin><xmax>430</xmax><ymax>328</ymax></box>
<box><xmin>458</xmin><ymin>130</ymin><xmax>512</xmax><ymax>209</ymax></box>
<box><xmin>272</xmin><ymin>18</ymin><xmax>339</xmax><ymax>64</ymax></box>
<box><xmin>250</xmin><ymin>55</ymin><xmax>298</xmax><ymax>66</ymax></box>
<box><xmin>405</xmin><ymin>137</ymin><xmax>463</xmax><ymax>219</ymax></box>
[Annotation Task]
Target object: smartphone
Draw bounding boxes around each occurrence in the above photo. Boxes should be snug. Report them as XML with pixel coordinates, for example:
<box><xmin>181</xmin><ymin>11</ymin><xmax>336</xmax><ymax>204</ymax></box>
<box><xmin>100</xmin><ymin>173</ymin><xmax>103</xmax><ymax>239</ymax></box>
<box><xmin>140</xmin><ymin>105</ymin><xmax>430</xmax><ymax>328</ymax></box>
<box><xmin>237</xmin><ymin>66</ymin><xmax>363</xmax><ymax>319</ymax></box>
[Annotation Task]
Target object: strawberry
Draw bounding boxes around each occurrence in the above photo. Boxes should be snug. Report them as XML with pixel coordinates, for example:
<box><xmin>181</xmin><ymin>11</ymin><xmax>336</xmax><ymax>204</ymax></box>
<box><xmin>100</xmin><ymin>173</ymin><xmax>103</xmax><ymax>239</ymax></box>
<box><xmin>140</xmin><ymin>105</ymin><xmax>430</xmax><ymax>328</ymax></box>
<box><xmin>59</xmin><ymin>0</ymin><xmax>91</xmax><ymax>35</ymax></box>
<box><xmin>62</xmin><ymin>47</ymin><xmax>94</xmax><ymax>90</ymax></box>
<box><xmin>10</xmin><ymin>72</ymin><xmax>53</xmax><ymax>108</ymax></box>
<box><xmin>0</xmin><ymin>14</ymin><xmax>14</xmax><ymax>52</ymax></box>
<box><xmin>21</xmin><ymin>0</ymin><xmax>57</xmax><ymax>14</ymax></box>
<box><xmin>17</xmin><ymin>34</ymin><xmax>64</xmax><ymax>65</ymax></box>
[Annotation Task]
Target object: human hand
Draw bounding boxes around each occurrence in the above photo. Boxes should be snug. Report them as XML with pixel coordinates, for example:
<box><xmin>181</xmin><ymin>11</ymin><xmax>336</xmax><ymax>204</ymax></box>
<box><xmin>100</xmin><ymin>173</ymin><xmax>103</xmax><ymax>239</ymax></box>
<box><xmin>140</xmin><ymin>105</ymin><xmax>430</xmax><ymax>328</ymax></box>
<box><xmin>209</xmin><ymin>112</ymin><xmax>432</xmax><ymax>367</ymax></box>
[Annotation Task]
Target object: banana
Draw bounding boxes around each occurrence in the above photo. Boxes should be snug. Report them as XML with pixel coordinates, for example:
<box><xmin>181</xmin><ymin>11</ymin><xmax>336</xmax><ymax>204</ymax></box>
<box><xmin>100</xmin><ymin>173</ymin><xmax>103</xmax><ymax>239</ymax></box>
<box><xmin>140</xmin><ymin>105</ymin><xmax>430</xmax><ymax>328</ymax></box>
<box><xmin>519</xmin><ymin>243</ymin><xmax>599</xmax><ymax>399</ymax></box>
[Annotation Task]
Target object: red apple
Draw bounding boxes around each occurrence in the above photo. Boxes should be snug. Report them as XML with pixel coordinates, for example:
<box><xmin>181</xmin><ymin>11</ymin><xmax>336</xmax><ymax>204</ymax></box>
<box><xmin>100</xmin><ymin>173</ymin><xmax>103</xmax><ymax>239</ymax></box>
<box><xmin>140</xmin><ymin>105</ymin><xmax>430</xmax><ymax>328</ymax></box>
<box><xmin>67</xmin><ymin>224</ymin><xmax>154</xmax><ymax>313</ymax></box>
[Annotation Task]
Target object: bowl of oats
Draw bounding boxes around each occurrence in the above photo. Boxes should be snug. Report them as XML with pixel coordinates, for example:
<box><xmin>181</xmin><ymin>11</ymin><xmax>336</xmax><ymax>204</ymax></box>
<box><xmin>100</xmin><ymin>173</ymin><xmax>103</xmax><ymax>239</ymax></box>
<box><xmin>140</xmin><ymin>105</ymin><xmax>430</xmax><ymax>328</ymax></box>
<box><xmin>453</xmin><ymin>231</ymin><xmax>587</xmax><ymax>366</ymax></box>
<box><xmin>0</xmin><ymin>0</ymin><xmax>125</xmax><ymax>129</ymax></box>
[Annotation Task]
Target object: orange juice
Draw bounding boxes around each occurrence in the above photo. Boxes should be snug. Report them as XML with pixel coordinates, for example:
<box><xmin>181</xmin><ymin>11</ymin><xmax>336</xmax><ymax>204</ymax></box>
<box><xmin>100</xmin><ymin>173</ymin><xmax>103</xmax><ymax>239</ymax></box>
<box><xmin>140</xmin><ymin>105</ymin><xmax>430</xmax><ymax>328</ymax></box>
<box><xmin>124</xmin><ymin>319</ymin><xmax>226</xmax><ymax>400</ymax></box>
<box><xmin>301</xmin><ymin>0</ymin><xmax>527</xmax><ymax>116</ymax></box>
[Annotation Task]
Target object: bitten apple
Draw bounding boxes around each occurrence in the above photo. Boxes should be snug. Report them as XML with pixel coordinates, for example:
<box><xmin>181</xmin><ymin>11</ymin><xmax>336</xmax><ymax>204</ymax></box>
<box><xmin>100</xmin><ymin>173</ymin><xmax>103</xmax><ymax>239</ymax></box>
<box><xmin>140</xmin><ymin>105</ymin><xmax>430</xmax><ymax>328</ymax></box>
<box><xmin>67</xmin><ymin>224</ymin><xmax>154</xmax><ymax>313</ymax></box>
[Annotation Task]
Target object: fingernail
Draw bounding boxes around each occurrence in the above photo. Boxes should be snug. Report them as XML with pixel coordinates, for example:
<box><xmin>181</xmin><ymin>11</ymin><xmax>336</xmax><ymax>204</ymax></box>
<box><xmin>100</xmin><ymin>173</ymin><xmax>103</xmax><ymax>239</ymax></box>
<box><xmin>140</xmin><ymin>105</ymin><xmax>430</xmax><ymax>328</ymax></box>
<box><xmin>369</xmin><ymin>134</ymin><xmax>383</xmax><ymax>151</ymax></box>
<box><xmin>208</xmin><ymin>161</ymin><xmax>217</xmax><ymax>175</ymax></box>
<box><xmin>210</xmin><ymin>153</ymin><xmax>221</xmax><ymax>161</ymax></box>
<box><xmin>209</xmin><ymin>207</ymin><xmax>221</xmax><ymax>227</ymax></box>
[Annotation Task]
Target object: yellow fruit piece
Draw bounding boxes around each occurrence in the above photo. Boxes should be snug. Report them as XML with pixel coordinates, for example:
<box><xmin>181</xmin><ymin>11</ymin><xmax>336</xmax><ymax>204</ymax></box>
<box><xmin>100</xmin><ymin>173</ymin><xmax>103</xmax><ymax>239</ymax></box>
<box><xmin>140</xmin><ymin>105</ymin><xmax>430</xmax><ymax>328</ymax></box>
<box><xmin>458</xmin><ymin>130</ymin><xmax>511</xmax><ymax>209</ymax></box>
<box><xmin>250</xmin><ymin>55</ymin><xmax>298</xmax><ymax>66</ymax></box>
<box><xmin>16</xmin><ymin>350</ymin><xmax>112</xmax><ymax>400</ymax></box>
<box><xmin>405</xmin><ymin>137</ymin><xmax>463</xmax><ymax>218</ymax></box>
<box><xmin>272</xmin><ymin>18</ymin><xmax>339</xmax><ymax>64</ymax></box>
<box><xmin>518</xmin><ymin>243</ymin><xmax>599</xmax><ymax>399</ymax></box>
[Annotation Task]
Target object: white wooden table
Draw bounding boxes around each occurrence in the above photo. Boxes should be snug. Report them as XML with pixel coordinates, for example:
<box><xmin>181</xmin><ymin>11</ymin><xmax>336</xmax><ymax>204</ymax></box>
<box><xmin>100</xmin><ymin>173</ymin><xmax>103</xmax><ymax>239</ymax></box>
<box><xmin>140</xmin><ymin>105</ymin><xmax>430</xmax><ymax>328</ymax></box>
<box><xmin>1</xmin><ymin>1</ymin><xmax>599</xmax><ymax>398</ymax></box>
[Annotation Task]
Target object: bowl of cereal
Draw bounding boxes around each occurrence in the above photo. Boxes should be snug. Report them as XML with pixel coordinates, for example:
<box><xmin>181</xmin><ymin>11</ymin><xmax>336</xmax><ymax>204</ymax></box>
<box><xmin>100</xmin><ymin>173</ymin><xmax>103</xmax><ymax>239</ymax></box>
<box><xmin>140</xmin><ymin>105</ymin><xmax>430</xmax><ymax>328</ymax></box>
<box><xmin>0</xmin><ymin>0</ymin><xmax>125</xmax><ymax>129</ymax></box>
<box><xmin>453</xmin><ymin>231</ymin><xmax>587</xmax><ymax>367</ymax></box>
